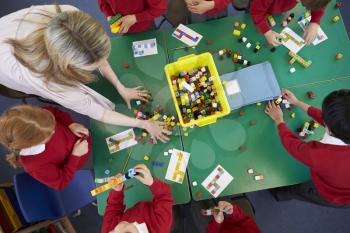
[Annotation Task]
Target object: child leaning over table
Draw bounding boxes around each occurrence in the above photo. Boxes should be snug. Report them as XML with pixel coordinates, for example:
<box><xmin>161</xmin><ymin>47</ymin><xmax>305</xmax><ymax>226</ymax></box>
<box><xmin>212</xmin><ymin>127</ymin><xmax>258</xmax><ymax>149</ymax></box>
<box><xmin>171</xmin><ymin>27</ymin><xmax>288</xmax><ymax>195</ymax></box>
<box><xmin>101</xmin><ymin>164</ymin><xmax>174</xmax><ymax>233</ymax></box>
<box><xmin>250</xmin><ymin>0</ymin><xmax>331</xmax><ymax>46</ymax></box>
<box><xmin>265</xmin><ymin>89</ymin><xmax>350</xmax><ymax>207</ymax></box>
<box><xmin>0</xmin><ymin>105</ymin><xmax>91</xmax><ymax>190</ymax></box>
<box><xmin>98</xmin><ymin>0</ymin><xmax>167</xmax><ymax>34</ymax></box>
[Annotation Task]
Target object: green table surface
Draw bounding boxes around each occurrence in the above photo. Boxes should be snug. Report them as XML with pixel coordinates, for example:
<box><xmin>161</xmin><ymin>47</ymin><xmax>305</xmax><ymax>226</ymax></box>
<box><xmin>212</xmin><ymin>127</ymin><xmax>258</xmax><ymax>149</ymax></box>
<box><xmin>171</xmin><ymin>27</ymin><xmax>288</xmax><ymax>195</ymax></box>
<box><xmin>90</xmin><ymin>30</ymin><xmax>190</xmax><ymax>215</ymax></box>
<box><xmin>90</xmin><ymin>0</ymin><xmax>350</xmax><ymax>211</ymax></box>
<box><xmin>162</xmin><ymin>2</ymin><xmax>350</xmax><ymax>200</ymax></box>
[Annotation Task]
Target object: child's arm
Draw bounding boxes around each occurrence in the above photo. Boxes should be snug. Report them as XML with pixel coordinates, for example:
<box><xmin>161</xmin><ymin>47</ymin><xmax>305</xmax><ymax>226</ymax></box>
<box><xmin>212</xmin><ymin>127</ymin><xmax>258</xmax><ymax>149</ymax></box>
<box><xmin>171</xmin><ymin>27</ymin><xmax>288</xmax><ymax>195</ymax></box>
<box><xmin>101</xmin><ymin>190</ymin><xmax>126</xmax><ymax>233</ymax></box>
<box><xmin>205</xmin><ymin>205</ymin><xmax>261</xmax><ymax>233</ymax></box>
<box><xmin>310</xmin><ymin>7</ymin><xmax>326</xmax><ymax>26</ymax></box>
<box><xmin>249</xmin><ymin>0</ymin><xmax>274</xmax><ymax>34</ymax></box>
<box><xmin>149</xmin><ymin>179</ymin><xmax>174</xmax><ymax>233</ymax></box>
<box><xmin>277</xmin><ymin>122</ymin><xmax>316</xmax><ymax>166</ymax></box>
<box><xmin>98</xmin><ymin>0</ymin><xmax>115</xmax><ymax>18</ymax></box>
<box><xmin>307</xmin><ymin>106</ymin><xmax>326</xmax><ymax>127</ymax></box>
<box><xmin>28</xmin><ymin>152</ymin><xmax>87</xmax><ymax>189</ymax></box>
<box><xmin>134</xmin><ymin>0</ymin><xmax>167</xmax><ymax>23</ymax></box>
<box><xmin>42</xmin><ymin>106</ymin><xmax>74</xmax><ymax>127</ymax></box>
<box><xmin>205</xmin><ymin>0</ymin><xmax>232</xmax><ymax>15</ymax></box>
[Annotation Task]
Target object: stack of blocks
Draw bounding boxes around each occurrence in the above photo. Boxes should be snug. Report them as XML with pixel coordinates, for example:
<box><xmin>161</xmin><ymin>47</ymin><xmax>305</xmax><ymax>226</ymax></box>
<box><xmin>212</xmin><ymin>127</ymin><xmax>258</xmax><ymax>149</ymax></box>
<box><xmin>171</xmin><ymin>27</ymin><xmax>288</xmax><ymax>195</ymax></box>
<box><xmin>288</xmin><ymin>51</ymin><xmax>312</xmax><ymax>68</ymax></box>
<box><xmin>171</xmin><ymin>67</ymin><xmax>224</xmax><ymax>124</ymax></box>
<box><xmin>134</xmin><ymin>104</ymin><xmax>178</xmax><ymax>144</ymax></box>
<box><xmin>274</xmin><ymin>96</ymin><xmax>292</xmax><ymax>109</ymax></box>
<box><xmin>297</xmin><ymin>120</ymin><xmax>319</xmax><ymax>138</ymax></box>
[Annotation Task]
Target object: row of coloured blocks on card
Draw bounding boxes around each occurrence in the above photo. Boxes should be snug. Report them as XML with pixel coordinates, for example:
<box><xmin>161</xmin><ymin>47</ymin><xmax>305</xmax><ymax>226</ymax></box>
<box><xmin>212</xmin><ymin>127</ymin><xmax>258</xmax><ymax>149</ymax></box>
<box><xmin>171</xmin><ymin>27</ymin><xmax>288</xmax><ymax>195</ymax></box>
<box><xmin>173</xmin><ymin>28</ymin><xmax>199</xmax><ymax>42</ymax></box>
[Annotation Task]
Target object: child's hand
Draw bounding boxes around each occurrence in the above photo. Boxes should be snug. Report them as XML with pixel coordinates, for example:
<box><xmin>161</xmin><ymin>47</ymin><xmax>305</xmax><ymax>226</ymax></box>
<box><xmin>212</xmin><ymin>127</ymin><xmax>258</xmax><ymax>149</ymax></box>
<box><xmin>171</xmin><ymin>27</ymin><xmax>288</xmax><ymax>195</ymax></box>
<box><xmin>134</xmin><ymin>164</ymin><xmax>154</xmax><ymax>186</ymax></box>
<box><xmin>110</xmin><ymin>174</ymin><xmax>124</xmax><ymax>191</ymax></box>
<box><xmin>72</xmin><ymin>139</ymin><xmax>89</xmax><ymax>157</ymax></box>
<box><xmin>187</xmin><ymin>0</ymin><xmax>214</xmax><ymax>14</ymax></box>
<box><xmin>303</xmin><ymin>22</ymin><xmax>319</xmax><ymax>45</ymax></box>
<box><xmin>282</xmin><ymin>89</ymin><xmax>299</xmax><ymax>105</ymax></box>
<box><xmin>265</xmin><ymin>101</ymin><xmax>284</xmax><ymax>124</ymax></box>
<box><xmin>69</xmin><ymin>123</ymin><xmax>89</xmax><ymax>137</ymax></box>
<box><xmin>118</xmin><ymin>15</ymin><xmax>137</xmax><ymax>34</ymax></box>
<box><xmin>217</xmin><ymin>201</ymin><xmax>233</xmax><ymax>215</ymax></box>
<box><xmin>264</xmin><ymin>30</ymin><xmax>282</xmax><ymax>47</ymax></box>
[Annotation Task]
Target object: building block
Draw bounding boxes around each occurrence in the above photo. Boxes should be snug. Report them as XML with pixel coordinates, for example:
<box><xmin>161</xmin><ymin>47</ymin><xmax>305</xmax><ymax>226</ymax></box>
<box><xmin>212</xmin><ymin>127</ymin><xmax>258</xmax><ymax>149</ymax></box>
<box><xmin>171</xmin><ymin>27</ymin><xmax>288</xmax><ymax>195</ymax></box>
<box><xmin>254</xmin><ymin>175</ymin><xmax>264</xmax><ymax>181</ymax></box>
<box><xmin>91</xmin><ymin>168</ymin><xmax>139</xmax><ymax>196</ymax></box>
<box><xmin>239</xmin><ymin>145</ymin><xmax>246</xmax><ymax>151</ymax></box>
<box><xmin>267</xmin><ymin>15</ymin><xmax>276</xmax><ymax>27</ymax></box>
<box><xmin>109</xmin><ymin>14</ymin><xmax>122</xmax><ymax>33</ymax></box>
<box><xmin>234</xmin><ymin>21</ymin><xmax>240</xmax><ymax>27</ymax></box>
<box><xmin>336</xmin><ymin>53</ymin><xmax>343</xmax><ymax>60</ymax></box>
<box><xmin>290</xmin><ymin>112</ymin><xmax>296</xmax><ymax>118</ymax></box>
<box><xmin>289</xmin><ymin>67</ymin><xmax>296</xmax><ymax>73</ymax></box>
<box><xmin>307</xmin><ymin>91</ymin><xmax>315</xmax><ymax>99</ymax></box>
<box><xmin>197</xmin><ymin>191</ymin><xmax>203</xmax><ymax>198</ymax></box>
<box><xmin>143</xmin><ymin>155</ymin><xmax>150</xmax><ymax>161</ymax></box>
<box><xmin>332</xmin><ymin>15</ymin><xmax>340</xmax><ymax>23</ymax></box>
<box><xmin>192</xmin><ymin>181</ymin><xmax>198</xmax><ymax>186</ymax></box>
<box><xmin>233</xmin><ymin>29</ymin><xmax>241</xmax><ymax>36</ymax></box>
<box><xmin>239</xmin><ymin>110</ymin><xmax>245</xmax><ymax>117</ymax></box>
<box><xmin>247</xmin><ymin>168</ymin><xmax>254</xmax><ymax>174</ymax></box>
<box><xmin>249</xmin><ymin>119</ymin><xmax>256</xmax><ymax>126</ymax></box>
<box><xmin>297</xmin><ymin>120</ymin><xmax>319</xmax><ymax>138</ymax></box>
<box><xmin>288</xmin><ymin>51</ymin><xmax>312</xmax><ymax>68</ymax></box>
<box><xmin>124</xmin><ymin>63</ymin><xmax>130</xmax><ymax>68</ymax></box>
<box><xmin>241</xmin><ymin>23</ymin><xmax>247</xmax><ymax>29</ymax></box>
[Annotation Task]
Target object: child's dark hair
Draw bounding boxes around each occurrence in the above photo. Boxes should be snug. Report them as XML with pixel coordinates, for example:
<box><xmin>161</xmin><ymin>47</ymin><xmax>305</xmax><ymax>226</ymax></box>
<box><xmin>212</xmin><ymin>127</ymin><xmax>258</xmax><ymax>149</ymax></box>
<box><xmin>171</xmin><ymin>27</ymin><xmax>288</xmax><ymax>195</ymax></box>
<box><xmin>322</xmin><ymin>90</ymin><xmax>350</xmax><ymax>144</ymax></box>
<box><xmin>301</xmin><ymin>0</ymin><xmax>331</xmax><ymax>10</ymax></box>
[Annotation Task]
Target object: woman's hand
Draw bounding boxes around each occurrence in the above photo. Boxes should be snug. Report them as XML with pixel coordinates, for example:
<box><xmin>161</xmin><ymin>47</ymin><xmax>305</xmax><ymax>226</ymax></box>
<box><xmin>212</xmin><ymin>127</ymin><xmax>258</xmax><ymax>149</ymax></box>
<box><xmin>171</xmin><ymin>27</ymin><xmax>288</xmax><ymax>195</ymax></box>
<box><xmin>69</xmin><ymin>123</ymin><xmax>89</xmax><ymax>137</ymax></box>
<box><xmin>144</xmin><ymin>121</ymin><xmax>172</xmax><ymax>143</ymax></box>
<box><xmin>119</xmin><ymin>86</ymin><xmax>151</xmax><ymax>109</ymax></box>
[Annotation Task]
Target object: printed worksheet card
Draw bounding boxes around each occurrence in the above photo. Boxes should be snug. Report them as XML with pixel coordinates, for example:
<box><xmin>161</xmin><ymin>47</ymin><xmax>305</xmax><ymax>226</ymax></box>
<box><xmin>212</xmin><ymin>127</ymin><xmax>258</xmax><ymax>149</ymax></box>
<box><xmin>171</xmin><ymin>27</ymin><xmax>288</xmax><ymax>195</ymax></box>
<box><xmin>298</xmin><ymin>16</ymin><xmax>328</xmax><ymax>45</ymax></box>
<box><xmin>172</xmin><ymin>24</ymin><xmax>203</xmax><ymax>46</ymax></box>
<box><xmin>165</xmin><ymin>149</ymin><xmax>190</xmax><ymax>184</ymax></box>
<box><xmin>201</xmin><ymin>165</ymin><xmax>234</xmax><ymax>198</ymax></box>
<box><xmin>280</xmin><ymin>27</ymin><xmax>305</xmax><ymax>53</ymax></box>
<box><xmin>105</xmin><ymin>129</ymin><xmax>138</xmax><ymax>154</ymax></box>
<box><xmin>132</xmin><ymin>38</ymin><xmax>158</xmax><ymax>57</ymax></box>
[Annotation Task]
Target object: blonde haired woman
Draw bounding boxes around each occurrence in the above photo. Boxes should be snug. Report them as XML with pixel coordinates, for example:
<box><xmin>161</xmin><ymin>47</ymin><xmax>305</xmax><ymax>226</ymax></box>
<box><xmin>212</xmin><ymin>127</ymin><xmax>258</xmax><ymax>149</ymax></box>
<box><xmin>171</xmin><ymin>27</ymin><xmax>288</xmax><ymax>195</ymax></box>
<box><xmin>0</xmin><ymin>4</ymin><xmax>171</xmax><ymax>142</ymax></box>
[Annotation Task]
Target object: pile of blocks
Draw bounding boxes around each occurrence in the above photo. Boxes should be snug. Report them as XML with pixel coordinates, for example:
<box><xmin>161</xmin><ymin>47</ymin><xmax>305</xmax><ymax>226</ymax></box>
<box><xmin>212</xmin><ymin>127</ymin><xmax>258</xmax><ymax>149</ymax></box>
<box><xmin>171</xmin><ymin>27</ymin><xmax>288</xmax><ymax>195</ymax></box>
<box><xmin>274</xmin><ymin>96</ymin><xmax>292</xmax><ymax>109</ymax></box>
<box><xmin>134</xmin><ymin>104</ymin><xmax>178</xmax><ymax>144</ymax></box>
<box><xmin>297</xmin><ymin>120</ymin><xmax>319</xmax><ymax>138</ymax></box>
<box><xmin>170</xmin><ymin>66</ymin><xmax>224</xmax><ymax>124</ymax></box>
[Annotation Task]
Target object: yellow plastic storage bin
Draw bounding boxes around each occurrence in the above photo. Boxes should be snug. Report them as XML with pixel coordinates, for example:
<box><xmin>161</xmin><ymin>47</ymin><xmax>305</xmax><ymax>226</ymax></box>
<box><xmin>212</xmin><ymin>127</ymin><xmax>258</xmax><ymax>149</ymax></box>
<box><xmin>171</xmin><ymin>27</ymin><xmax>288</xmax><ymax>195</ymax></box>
<box><xmin>164</xmin><ymin>53</ymin><xmax>230</xmax><ymax>127</ymax></box>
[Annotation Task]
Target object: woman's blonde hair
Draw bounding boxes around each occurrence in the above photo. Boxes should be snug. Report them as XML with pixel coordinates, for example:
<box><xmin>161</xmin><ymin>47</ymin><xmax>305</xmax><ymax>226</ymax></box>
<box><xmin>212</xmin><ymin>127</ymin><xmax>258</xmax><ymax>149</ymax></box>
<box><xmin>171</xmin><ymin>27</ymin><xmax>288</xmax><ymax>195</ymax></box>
<box><xmin>0</xmin><ymin>105</ymin><xmax>56</xmax><ymax>168</ymax></box>
<box><xmin>6</xmin><ymin>5</ymin><xmax>111</xmax><ymax>86</ymax></box>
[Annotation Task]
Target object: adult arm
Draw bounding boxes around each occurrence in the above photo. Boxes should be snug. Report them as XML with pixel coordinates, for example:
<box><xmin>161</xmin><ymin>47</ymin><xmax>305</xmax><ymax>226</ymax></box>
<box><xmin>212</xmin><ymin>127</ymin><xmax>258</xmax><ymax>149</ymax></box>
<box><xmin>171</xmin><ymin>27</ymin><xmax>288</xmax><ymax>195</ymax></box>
<box><xmin>98</xmin><ymin>0</ymin><xmax>115</xmax><ymax>17</ymax></box>
<box><xmin>101</xmin><ymin>190</ymin><xmax>126</xmax><ymax>233</ymax></box>
<box><xmin>249</xmin><ymin>0</ymin><xmax>274</xmax><ymax>34</ymax></box>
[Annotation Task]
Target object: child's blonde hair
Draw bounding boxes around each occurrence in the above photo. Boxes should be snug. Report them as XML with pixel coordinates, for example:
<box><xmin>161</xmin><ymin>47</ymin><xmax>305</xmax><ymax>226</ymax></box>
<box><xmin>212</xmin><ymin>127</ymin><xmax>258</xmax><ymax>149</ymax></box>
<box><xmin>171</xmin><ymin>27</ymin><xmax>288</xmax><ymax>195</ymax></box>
<box><xmin>6</xmin><ymin>5</ymin><xmax>111</xmax><ymax>87</ymax></box>
<box><xmin>0</xmin><ymin>105</ymin><xmax>56</xmax><ymax>168</ymax></box>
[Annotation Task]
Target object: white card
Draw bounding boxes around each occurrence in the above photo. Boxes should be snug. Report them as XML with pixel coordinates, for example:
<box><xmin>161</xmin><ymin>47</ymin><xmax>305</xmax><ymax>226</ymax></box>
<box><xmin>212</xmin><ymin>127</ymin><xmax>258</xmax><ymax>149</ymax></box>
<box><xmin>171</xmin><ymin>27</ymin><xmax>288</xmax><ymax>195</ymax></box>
<box><xmin>165</xmin><ymin>149</ymin><xmax>190</xmax><ymax>184</ymax></box>
<box><xmin>201</xmin><ymin>165</ymin><xmax>233</xmax><ymax>198</ymax></box>
<box><xmin>298</xmin><ymin>16</ymin><xmax>328</xmax><ymax>45</ymax></box>
<box><xmin>225</xmin><ymin>79</ymin><xmax>241</xmax><ymax>96</ymax></box>
<box><xmin>132</xmin><ymin>38</ymin><xmax>158</xmax><ymax>58</ymax></box>
<box><xmin>172</xmin><ymin>24</ymin><xmax>203</xmax><ymax>46</ymax></box>
<box><xmin>280</xmin><ymin>27</ymin><xmax>305</xmax><ymax>53</ymax></box>
<box><xmin>106</xmin><ymin>129</ymin><xmax>138</xmax><ymax>154</ymax></box>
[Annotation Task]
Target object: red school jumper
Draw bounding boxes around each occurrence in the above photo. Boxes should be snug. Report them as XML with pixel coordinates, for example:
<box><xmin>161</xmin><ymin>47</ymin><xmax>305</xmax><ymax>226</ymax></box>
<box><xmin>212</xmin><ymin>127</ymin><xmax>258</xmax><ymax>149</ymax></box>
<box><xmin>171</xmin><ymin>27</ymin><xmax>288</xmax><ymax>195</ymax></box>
<box><xmin>277</xmin><ymin>106</ymin><xmax>350</xmax><ymax>205</ymax></box>
<box><xmin>206</xmin><ymin>205</ymin><xmax>261</xmax><ymax>233</ymax></box>
<box><xmin>250</xmin><ymin>0</ymin><xmax>326</xmax><ymax>34</ymax></box>
<box><xmin>20</xmin><ymin>106</ymin><xmax>91</xmax><ymax>190</ymax></box>
<box><xmin>98</xmin><ymin>0</ymin><xmax>167</xmax><ymax>33</ymax></box>
<box><xmin>101</xmin><ymin>179</ymin><xmax>173</xmax><ymax>233</ymax></box>
<box><xmin>205</xmin><ymin>0</ymin><xmax>232</xmax><ymax>15</ymax></box>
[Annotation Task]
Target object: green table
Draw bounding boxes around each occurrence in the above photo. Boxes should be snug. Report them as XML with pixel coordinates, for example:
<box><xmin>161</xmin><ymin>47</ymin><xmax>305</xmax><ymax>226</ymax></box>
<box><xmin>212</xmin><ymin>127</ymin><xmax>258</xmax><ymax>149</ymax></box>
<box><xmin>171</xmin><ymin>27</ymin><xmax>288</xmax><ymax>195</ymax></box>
<box><xmin>90</xmin><ymin>31</ymin><xmax>190</xmax><ymax>215</ymax></box>
<box><xmin>90</xmin><ymin>1</ymin><xmax>350</xmax><ymax>212</ymax></box>
<box><xmin>163</xmin><ymin>3</ymin><xmax>350</xmax><ymax>200</ymax></box>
